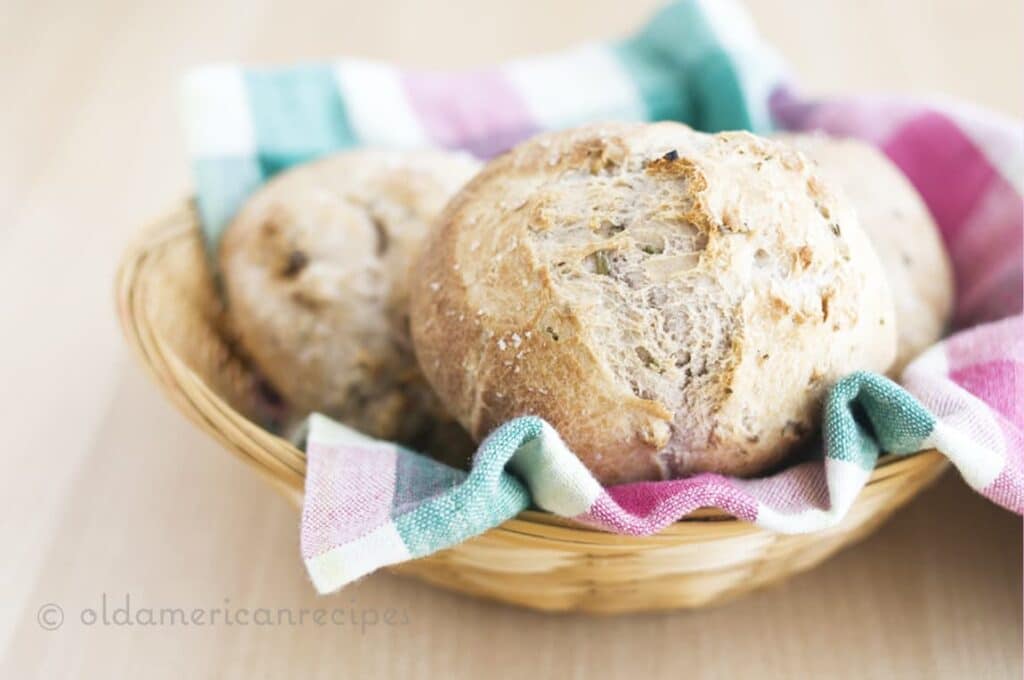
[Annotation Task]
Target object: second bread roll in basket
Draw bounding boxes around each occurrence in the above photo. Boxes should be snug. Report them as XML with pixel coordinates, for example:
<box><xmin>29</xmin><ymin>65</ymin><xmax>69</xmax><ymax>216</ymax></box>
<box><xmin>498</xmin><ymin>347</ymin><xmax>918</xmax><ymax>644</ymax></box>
<box><xmin>410</xmin><ymin>122</ymin><xmax>897</xmax><ymax>485</ymax></box>
<box><xmin>776</xmin><ymin>133</ymin><xmax>954</xmax><ymax>374</ymax></box>
<box><xmin>219</xmin><ymin>149</ymin><xmax>480</xmax><ymax>454</ymax></box>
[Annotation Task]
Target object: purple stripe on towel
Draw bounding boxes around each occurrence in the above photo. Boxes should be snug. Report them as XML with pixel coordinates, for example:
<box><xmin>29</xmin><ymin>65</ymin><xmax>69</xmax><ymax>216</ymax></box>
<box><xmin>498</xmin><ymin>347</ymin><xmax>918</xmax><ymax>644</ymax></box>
<box><xmin>769</xmin><ymin>87</ymin><xmax>915</xmax><ymax>145</ymax></box>
<box><xmin>401</xmin><ymin>69</ymin><xmax>540</xmax><ymax>158</ymax></box>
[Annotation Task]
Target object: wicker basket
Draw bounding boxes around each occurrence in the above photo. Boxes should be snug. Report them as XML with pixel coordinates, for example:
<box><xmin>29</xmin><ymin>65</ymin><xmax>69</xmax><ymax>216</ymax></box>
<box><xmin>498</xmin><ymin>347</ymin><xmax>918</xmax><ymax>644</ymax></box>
<box><xmin>116</xmin><ymin>200</ymin><xmax>950</xmax><ymax>614</ymax></box>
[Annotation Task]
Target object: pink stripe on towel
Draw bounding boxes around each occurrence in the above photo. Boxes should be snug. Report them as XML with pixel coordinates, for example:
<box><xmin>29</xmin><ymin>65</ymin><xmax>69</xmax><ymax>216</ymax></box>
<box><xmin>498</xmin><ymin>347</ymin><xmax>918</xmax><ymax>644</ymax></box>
<box><xmin>769</xmin><ymin>88</ymin><xmax>917</xmax><ymax>145</ymax></box>
<box><xmin>402</xmin><ymin>69</ymin><xmax>540</xmax><ymax>158</ymax></box>
<box><xmin>951</xmin><ymin>360</ymin><xmax>1023</xmax><ymax>426</ymax></box>
<box><xmin>946</xmin><ymin>315</ymin><xmax>1024</xmax><ymax>371</ymax></box>
<box><xmin>982</xmin><ymin>419</ymin><xmax>1024</xmax><ymax>513</ymax></box>
<box><xmin>882</xmin><ymin>111</ymin><xmax>998</xmax><ymax>245</ymax></box>
<box><xmin>942</xmin><ymin>176</ymin><xmax>1023</xmax><ymax>325</ymax></box>
<box><xmin>300</xmin><ymin>442</ymin><xmax>398</xmax><ymax>558</ymax></box>
<box><xmin>580</xmin><ymin>475</ymin><xmax>759</xmax><ymax>534</ymax></box>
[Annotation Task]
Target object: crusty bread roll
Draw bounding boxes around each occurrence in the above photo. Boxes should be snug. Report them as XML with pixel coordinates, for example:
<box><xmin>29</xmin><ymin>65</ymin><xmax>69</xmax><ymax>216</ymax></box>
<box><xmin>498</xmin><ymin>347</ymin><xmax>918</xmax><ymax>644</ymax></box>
<box><xmin>410</xmin><ymin>122</ymin><xmax>897</xmax><ymax>484</ymax></box>
<box><xmin>220</xmin><ymin>149</ymin><xmax>480</xmax><ymax>457</ymax></box>
<box><xmin>775</xmin><ymin>133</ymin><xmax>954</xmax><ymax>373</ymax></box>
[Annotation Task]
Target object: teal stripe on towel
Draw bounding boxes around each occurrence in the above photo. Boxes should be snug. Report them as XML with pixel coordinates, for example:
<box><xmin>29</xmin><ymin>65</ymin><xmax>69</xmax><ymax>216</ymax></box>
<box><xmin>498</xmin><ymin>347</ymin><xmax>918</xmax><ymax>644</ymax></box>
<box><xmin>244</xmin><ymin>65</ymin><xmax>357</xmax><ymax>178</ymax></box>
<box><xmin>392</xmin><ymin>418</ymin><xmax>542</xmax><ymax>556</ymax></box>
<box><xmin>614</xmin><ymin>1</ymin><xmax>753</xmax><ymax>132</ymax></box>
<box><xmin>611</xmin><ymin>41</ymin><xmax>694</xmax><ymax>125</ymax></box>
<box><xmin>854</xmin><ymin>372</ymin><xmax>937</xmax><ymax>455</ymax></box>
<box><xmin>392</xmin><ymin>472</ymin><xmax>528</xmax><ymax>557</ymax></box>
<box><xmin>194</xmin><ymin>155</ymin><xmax>264</xmax><ymax>252</ymax></box>
<box><xmin>825</xmin><ymin>372</ymin><xmax>937</xmax><ymax>471</ymax></box>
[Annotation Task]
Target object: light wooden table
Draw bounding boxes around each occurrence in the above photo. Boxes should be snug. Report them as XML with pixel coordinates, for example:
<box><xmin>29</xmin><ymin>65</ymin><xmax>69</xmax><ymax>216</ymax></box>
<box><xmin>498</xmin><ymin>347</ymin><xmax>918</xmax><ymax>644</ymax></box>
<box><xmin>1</xmin><ymin>1</ymin><xmax>1020</xmax><ymax>678</ymax></box>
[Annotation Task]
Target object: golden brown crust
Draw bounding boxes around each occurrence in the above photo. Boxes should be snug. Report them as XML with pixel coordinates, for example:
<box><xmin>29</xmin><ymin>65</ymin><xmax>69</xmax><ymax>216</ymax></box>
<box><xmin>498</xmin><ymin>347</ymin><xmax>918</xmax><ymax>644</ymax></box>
<box><xmin>411</xmin><ymin>123</ymin><xmax>897</xmax><ymax>484</ymax></box>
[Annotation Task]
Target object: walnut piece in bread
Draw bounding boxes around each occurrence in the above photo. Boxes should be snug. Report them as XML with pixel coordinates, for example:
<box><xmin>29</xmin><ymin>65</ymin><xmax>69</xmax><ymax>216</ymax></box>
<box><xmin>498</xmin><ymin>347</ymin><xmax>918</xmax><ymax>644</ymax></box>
<box><xmin>219</xmin><ymin>149</ymin><xmax>480</xmax><ymax>460</ymax></box>
<box><xmin>775</xmin><ymin>133</ymin><xmax>953</xmax><ymax>374</ymax></box>
<box><xmin>410</xmin><ymin>123</ymin><xmax>897</xmax><ymax>484</ymax></box>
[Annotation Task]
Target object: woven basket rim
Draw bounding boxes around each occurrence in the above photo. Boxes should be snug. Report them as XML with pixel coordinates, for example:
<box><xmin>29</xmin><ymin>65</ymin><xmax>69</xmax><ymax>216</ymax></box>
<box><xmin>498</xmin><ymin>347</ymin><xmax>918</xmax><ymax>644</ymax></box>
<box><xmin>116</xmin><ymin>199</ymin><xmax>949</xmax><ymax>540</ymax></box>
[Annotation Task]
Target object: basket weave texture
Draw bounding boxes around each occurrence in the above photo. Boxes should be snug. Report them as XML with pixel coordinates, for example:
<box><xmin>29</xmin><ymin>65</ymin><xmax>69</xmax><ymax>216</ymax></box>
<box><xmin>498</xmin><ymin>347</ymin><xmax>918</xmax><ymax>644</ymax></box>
<box><xmin>116</xmin><ymin>201</ymin><xmax>949</xmax><ymax>613</ymax></box>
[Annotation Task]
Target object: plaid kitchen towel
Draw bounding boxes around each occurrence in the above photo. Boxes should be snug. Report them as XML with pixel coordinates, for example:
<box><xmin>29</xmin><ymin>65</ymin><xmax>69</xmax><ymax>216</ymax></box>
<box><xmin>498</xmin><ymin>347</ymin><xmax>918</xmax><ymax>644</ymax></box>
<box><xmin>182</xmin><ymin>0</ymin><xmax>1023</xmax><ymax>592</ymax></box>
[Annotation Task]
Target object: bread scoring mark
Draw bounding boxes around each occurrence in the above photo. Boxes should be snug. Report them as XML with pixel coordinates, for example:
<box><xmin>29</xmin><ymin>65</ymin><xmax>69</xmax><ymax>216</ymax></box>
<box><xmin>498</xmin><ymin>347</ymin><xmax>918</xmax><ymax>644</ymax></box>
<box><xmin>519</xmin><ymin>136</ymin><xmax>739</xmax><ymax>462</ymax></box>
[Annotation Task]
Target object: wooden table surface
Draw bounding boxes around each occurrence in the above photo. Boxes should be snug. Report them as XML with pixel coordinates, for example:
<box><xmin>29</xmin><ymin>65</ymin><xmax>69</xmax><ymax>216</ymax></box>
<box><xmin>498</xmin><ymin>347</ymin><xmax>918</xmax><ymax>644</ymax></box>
<box><xmin>1</xmin><ymin>1</ymin><xmax>1020</xmax><ymax>677</ymax></box>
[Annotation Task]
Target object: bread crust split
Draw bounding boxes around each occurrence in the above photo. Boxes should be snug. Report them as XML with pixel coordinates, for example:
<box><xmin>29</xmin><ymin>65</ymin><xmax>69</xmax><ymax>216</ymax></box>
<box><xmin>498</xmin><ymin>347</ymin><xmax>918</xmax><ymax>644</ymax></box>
<box><xmin>411</xmin><ymin>122</ymin><xmax>897</xmax><ymax>484</ymax></box>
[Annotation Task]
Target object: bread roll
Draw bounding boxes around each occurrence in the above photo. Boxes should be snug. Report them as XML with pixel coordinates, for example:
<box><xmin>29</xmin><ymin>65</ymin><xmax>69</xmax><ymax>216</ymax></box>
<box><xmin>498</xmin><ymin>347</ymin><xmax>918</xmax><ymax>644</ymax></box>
<box><xmin>220</xmin><ymin>149</ymin><xmax>480</xmax><ymax>457</ymax></box>
<box><xmin>775</xmin><ymin>133</ymin><xmax>953</xmax><ymax>373</ymax></box>
<box><xmin>410</xmin><ymin>122</ymin><xmax>897</xmax><ymax>484</ymax></box>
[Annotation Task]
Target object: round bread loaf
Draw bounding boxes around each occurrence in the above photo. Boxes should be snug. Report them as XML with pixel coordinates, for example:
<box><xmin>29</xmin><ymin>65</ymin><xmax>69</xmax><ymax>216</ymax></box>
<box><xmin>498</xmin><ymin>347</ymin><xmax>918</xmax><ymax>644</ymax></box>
<box><xmin>410</xmin><ymin>122</ymin><xmax>897</xmax><ymax>484</ymax></box>
<box><xmin>775</xmin><ymin>133</ymin><xmax>954</xmax><ymax>373</ymax></box>
<box><xmin>220</xmin><ymin>149</ymin><xmax>480</xmax><ymax>456</ymax></box>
